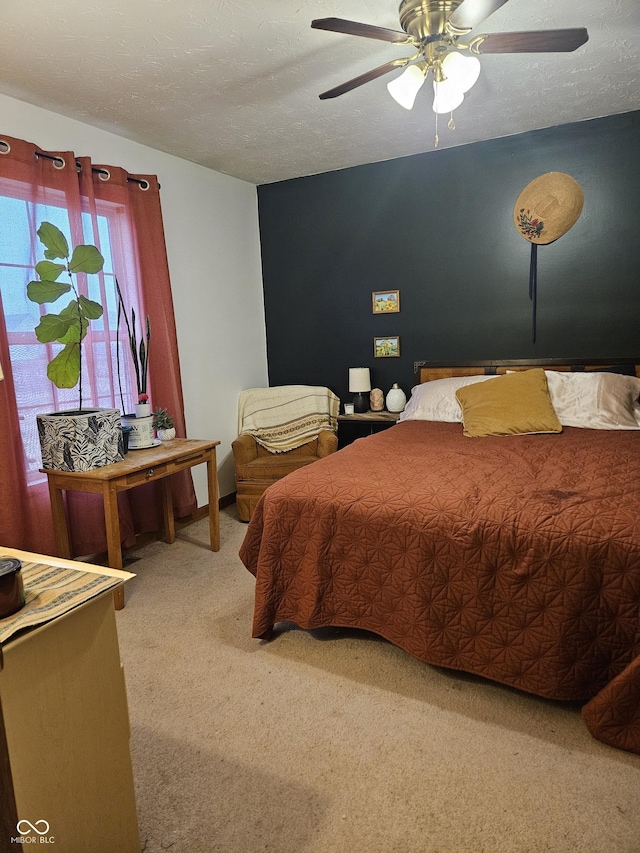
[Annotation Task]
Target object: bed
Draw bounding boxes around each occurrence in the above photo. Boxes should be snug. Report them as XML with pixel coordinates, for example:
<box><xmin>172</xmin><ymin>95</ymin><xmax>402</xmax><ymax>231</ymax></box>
<box><xmin>239</xmin><ymin>359</ymin><xmax>640</xmax><ymax>755</ymax></box>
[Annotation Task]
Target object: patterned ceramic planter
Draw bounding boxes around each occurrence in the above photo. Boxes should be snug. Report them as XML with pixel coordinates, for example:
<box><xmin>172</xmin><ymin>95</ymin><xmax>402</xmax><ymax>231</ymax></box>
<box><xmin>37</xmin><ymin>408</ymin><xmax>124</xmax><ymax>472</ymax></box>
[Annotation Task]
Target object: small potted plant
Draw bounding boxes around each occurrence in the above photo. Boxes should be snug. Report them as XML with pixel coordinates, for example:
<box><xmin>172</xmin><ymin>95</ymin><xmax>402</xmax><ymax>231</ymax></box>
<box><xmin>152</xmin><ymin>407</ymin><xmax>176</xmax><ymax>441</ymax></box>
<box><xmin>136</xmin><ymin>392</ymin><xmax>151</xmax><ymax>419</ymax></box>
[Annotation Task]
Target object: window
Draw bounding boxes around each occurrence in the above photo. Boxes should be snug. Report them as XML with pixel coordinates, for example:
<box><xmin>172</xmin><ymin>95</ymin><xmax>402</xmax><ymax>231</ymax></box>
<box><xmin>0</xmin><ymin>183</ymin><xmax>143</xmax><ymax>484</ymax></box>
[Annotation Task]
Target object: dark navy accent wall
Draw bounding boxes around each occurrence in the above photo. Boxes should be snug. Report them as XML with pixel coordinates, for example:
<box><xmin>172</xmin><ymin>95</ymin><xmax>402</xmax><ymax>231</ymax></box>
<box><xmin>257</xmin><ymin>111</ymin><xmax>640</xmax><ymax>406</ymax></box>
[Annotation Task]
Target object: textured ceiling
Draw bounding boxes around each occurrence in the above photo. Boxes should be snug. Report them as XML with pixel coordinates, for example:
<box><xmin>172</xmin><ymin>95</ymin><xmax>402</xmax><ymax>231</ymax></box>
<box><xmin>0</xmin><ymin>0</ymin><xmax>639</xmax><ymax>185</ymax></box>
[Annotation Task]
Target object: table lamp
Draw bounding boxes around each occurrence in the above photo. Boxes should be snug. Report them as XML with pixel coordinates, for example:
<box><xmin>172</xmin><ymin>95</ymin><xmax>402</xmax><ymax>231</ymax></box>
<box><xmin>349</xmin><ymin>367</ymin><xmax>371</xmax><ymax>414</ymax></box>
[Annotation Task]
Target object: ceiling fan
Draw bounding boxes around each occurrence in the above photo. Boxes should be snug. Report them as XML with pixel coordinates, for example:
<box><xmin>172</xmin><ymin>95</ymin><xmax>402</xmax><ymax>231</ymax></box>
<box><xmin>311</xmin><ymin>0</ymin><xmax>588</xmax><ymax>138</ymax></box>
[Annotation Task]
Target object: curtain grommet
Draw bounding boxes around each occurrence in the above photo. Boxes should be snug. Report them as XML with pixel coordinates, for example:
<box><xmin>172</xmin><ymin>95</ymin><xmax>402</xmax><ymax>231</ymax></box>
<box><xmin>0</xmin><ymin>140</ymin><xmax>10</xmax><ymax>155</ymax></box>
<box><xmin>52</xmin><ymin>156</ymin><xmax>66</xmax><ymax>170</ymax></box>
<box><xmin>98</xmin><ymin>168</ymin><xmax>111</xmax><ymax>182</ymax></box>
<box><xmin>138</xmin><ymin>179</ymin><xmax>150</xmax><ymax>191</ymax></box>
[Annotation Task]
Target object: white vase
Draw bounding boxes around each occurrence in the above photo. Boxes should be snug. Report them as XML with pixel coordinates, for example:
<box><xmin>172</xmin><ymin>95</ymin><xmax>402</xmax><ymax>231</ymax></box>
<box><xmin>135</xmin><ymin>402</ymin><xmax>151</xmax><ymax>418</ymax></box>
<box><xmin>157</xmin><ymin>427</ymin><xmax>176</xmax><ymax>441</ymax></box>
<box><xmin>386</xmin><ymin>383</ymin><xmax>406</xmax><ymax>413</ymax></box>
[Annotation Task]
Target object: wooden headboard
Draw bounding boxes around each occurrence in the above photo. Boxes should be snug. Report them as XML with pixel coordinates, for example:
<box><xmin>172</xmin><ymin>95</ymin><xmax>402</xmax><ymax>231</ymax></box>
<box><xmin>413</xmin><ymin>358</ymin><xmax>640</xmax><ymax>385</ymax></box>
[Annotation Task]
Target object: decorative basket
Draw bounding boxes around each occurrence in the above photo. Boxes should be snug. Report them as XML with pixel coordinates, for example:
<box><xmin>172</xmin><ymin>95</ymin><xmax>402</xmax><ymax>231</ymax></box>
<box><xmin>37</xmin><ymin>408</ymin><xmax>124</xmax><ymax>472</ymax></box>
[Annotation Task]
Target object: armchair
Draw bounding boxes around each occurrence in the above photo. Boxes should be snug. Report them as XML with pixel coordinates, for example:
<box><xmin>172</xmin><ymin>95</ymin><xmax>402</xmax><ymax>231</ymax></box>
<box><xmin>232</xmin><ymin>385</ymin><xmax>339</xmax><ymax>522</ymax></box>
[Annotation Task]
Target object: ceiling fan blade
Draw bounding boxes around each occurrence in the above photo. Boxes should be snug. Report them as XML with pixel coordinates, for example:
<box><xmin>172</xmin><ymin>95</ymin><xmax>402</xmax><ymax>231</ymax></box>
<box><xmin>448</xmin><ymin>0</ymin><xmax>512</xmax><ymax>32</ymax></box>
<box><xmin>319</xmin><ymin>59</ymin><xmax>408</xmax><ymax>100</ymax></box>
<box><xmin>312</xmin><ymin>17</ymin><xmax>413</xmax><ymax>44</ymax></box>
<box><xmin>474</xmin><ymin>28</ymin><xmax>589</xmax><ymax>53</ymax></box>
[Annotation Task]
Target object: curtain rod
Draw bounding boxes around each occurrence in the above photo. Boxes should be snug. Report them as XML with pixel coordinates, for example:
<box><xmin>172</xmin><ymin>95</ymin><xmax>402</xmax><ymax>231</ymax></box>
<box><xmin>33</xmin><ymin>149</ymin><xmax>156</xmax><ymax>190</ymax></box>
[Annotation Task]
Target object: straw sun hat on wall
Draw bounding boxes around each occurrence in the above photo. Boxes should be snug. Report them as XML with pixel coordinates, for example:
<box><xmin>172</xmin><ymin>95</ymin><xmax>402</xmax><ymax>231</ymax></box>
<box><xmin>513</xmin><ymin>172</ymin><xmax>584</xmax><ymax>342</ymax></box>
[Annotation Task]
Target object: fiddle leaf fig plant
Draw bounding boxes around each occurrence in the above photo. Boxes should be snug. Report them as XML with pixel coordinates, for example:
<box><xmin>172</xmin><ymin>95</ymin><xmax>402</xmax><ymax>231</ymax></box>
<box><xmin>27</xmin><ymin>221</ymin><xmax>104</xmax><ymax>410</ymax></box>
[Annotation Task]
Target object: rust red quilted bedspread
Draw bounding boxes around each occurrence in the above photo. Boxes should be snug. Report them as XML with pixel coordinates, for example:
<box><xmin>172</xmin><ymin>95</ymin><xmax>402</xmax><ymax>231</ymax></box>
<box><xmin>240</xmin><ymin>421</ymin><xmax>640</xmax><ymax>753</ymax></box>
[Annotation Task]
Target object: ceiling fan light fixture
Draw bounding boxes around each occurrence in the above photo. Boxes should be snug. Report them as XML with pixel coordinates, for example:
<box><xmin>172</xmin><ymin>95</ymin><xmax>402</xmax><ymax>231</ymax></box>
<box><xmin>432</xmin><ymin>78</ymin><xmax>464</xmax><ymax>114</ymax></box>
<box><xmin>312</xmin><ymin>7</ymin><xmax>589</xmax><ymax>137</ymax></box>
<box><xmin>441</xmin><ymin>51</ymin><xmax>481</xmax><ymax>93</ymax></box>
<box><xmin>387</xmin><ymin>64</ymin><xmax>427</xmax><ymax>110</ymax></box>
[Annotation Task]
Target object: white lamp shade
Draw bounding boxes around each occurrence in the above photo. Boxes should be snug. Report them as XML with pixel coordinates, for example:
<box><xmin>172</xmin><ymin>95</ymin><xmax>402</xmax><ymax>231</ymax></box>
<box><xmin>349</xmin><ymin>367</ymin><xmax>371</xmax><ymax>393</ymax></box>
<box><xmin>387</xmin><ymin>65</ymin><xmax>427</xmax><ymax>111</ymax></box>
<box><xmin>441</xmin><ymin>52</ymin><xmax>481</xmax><ymax>94</ymax></box>
<box><xmin>432</xmin><ymin>78</ymin><xmax>464</xmax><ymax>114</ymax></box>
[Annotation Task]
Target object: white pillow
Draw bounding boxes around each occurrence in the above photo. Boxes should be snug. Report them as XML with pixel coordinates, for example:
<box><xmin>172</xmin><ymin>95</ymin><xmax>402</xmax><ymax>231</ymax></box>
<box><xmin>545</xmin><ymin>371</ymin><xmax>640</xmax><ymax>429</ymax></box>
<box><xmin>399</xmin><ymin>374</ymin><xmax>497</xmax><ymax>423</ymax></box>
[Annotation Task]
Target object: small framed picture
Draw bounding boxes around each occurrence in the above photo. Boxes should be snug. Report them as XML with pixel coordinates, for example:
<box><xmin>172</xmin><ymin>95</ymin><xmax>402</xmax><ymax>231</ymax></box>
<box><xmin>374</xmin><ymin>336</ymin><xmax>400</xmax><ymax>358</ymax></box>
<box><xmin>372</xmin><ymin>290</ymin><xmax>400</xmax><ymax>314</ymax></box>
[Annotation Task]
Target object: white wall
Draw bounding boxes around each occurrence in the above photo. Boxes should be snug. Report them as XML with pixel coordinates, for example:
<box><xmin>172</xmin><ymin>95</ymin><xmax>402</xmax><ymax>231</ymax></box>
<box><xmin>0</xmin><ymin>93</ymin><xmax>268</xmax><ymax>502</ymax></box>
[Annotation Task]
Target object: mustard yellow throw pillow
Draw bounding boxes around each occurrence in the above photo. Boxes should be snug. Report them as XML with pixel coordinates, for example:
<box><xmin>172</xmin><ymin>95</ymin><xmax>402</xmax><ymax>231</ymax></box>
<box><xmin>455</xmin><ymin>368</ymin><xmax>562</xmax><ymax>437</ymax></box>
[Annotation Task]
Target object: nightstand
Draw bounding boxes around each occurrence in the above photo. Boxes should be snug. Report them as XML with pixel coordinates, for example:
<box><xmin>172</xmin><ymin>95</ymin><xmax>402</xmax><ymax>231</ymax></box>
<box><xmin>337</xmin><ymin>410</ymin><xmax>400</xmax><ymax>448</ymax></box>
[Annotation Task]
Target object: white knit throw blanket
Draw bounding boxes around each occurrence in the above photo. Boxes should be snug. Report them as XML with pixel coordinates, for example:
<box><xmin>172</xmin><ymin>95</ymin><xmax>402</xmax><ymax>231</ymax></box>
<box><xmin>238</xmin><ymin>386</ymin><xmax>339</xmax><ymax>453</ymax></box>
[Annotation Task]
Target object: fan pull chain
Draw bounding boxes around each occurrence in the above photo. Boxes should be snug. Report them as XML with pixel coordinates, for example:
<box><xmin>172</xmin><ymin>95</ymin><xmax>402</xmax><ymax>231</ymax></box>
<box><xmin>435</xmin><ymin>111</ymin><xmax>458</xmax><ymax>147</ymax></box>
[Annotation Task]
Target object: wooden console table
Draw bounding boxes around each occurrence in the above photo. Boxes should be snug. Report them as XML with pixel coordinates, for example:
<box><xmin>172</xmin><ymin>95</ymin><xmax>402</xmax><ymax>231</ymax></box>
<box><xmin>43</xmin><ymin>438</ymin><xmax>220</xmax><ymax>610</ymax></box>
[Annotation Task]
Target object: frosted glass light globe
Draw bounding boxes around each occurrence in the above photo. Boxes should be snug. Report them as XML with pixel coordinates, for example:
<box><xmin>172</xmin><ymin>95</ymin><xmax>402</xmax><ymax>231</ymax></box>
<box><xmin>387</xmin><ymin>65</ymin><xmax>427</xmax><ymax>110</ymax></box>
<box><xmin>432</xmin><ymin>78</ymin><xmax>464</xmax><ymax>114</ymax></box>
<box><xmin>441</xmin><ymin>52</ymin><xmax>481</xmax><ymax>93</ymax></box>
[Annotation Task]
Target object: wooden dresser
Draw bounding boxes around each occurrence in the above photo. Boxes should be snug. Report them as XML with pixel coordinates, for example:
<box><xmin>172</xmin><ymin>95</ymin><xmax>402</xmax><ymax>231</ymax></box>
<box><xmin>0</xmin><ymin>550</ymin><xmax>139</xmax><ymax>852</ymax></box>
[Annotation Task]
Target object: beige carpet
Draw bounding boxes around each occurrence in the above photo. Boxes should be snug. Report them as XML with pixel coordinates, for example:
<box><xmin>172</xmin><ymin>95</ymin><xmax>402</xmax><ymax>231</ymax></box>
<box><xmin>115</xmin><ymin>507</ymin><xmax>640</xmax><ymax>853</ymax></box>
